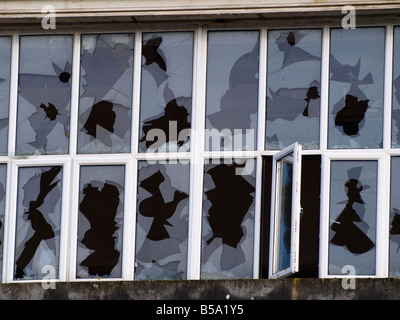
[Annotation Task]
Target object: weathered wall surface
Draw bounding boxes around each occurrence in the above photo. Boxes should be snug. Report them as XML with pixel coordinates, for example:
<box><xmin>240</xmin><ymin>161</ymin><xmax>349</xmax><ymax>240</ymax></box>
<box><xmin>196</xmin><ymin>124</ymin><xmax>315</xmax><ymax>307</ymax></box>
<box><xmin>1</xmin><ymin>278</ymin><xmax>400</xmax><ymax>300</ymax></box>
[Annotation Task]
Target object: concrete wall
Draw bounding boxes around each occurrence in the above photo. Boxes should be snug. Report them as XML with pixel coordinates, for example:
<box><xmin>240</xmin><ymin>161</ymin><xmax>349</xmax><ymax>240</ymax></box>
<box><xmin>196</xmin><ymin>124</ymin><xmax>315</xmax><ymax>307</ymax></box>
<box><xmin>1</xmin><ymin>278</ymin><xmax>400</xmax><ymax>300</ymax></box>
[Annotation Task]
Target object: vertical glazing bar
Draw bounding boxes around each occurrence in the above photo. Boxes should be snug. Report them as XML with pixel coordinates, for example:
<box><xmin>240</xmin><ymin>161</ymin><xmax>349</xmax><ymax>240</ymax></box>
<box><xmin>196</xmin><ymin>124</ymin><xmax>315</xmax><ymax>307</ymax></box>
<box><xmin>253</xmin><ymin>27</ymin><xmax>267</xmax><ymax>279</ymax></box>
<box><xmin>319</xmin><ymin>27</ymin><xmax>330</xmax><ymax>153</ymax></box>
<box><xmin>384</xmin><ymin>25</ymin><xmax>393</xmax><ymax>151</ymax></box>
<box><xmin>7</xmin><ymin>34</ymin><xmax>18</xmax><ymax>158</ymax></box>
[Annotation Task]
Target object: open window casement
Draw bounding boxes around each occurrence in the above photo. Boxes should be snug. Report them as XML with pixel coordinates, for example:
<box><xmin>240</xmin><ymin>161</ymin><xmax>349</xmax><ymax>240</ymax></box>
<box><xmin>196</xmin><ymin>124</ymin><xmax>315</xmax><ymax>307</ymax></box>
<box><xmin>269</xmin><ymin>143</ymin><xmax>302</xmax><ymax>279</ymax></box>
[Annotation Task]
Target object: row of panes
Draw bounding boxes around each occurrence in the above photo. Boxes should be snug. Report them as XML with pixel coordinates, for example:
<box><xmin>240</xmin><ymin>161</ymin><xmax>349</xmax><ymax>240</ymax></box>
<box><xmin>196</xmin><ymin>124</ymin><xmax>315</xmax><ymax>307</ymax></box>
<box><xmin>0</xmin><ymin>27</ymin><xmax>398</xmax><ymax>156</ymax></box>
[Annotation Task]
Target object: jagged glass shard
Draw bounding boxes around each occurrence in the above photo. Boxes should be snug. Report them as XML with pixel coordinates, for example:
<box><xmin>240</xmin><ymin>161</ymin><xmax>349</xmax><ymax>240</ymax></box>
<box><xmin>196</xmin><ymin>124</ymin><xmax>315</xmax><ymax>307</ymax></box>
<box><xmin>76</xmin><ymin>165</ymin><xmax>125</xmax><ymax>279</ymax></box>
<box><xmin>16</xmin><ymin>35</ymin><xmax>73</xmax><ymax>155</ymax></box>
<box><xmin>0</xmin><ymin>37</ymin><xmax>11</xmax><ymax>155</ymax></box>
<box><xmin>328</xmin><ymin>28</ymin><xmax>385</xmax><ymax>149</ymax></box>
<box><xmin>14</xmin><ymin>166</ymin><xmax>63</xmax><ymax>280</ymax></box>
<box><xmin>78</xmin><ymin>34</ymin><xmax>134</xmax><ymax>154</ymax></box>
<box><xmin>201</xmin><ymin>159</ymin><xmax>256</xmax><ymax>279</ymax></box>
<box><xmin>389</xmin><ymin>157</ymin><xmax>400</xmax><ymax>276</ymax></box>
<box><xmin>139</xmin><ymin>32</ymin><xmax>193</xmax><ymax>153</ymax></box>
<box><xmin>328</xmin><ymin>161</ymin><xmax>377</xmax><ymax>275</ymax></box>
<box><xmin>266</xmin><ymin>29</ymin><xmax>321</xmax><ymax>150</ymax></box>
<box><xmin>135</xmin><ymin>161</ymin><xmax>190</xmax><ymax>280</ymax></box>
<box><xmin>392</xmin><ymin>28</ymin><xmax>400</xmax><ymax>148</ymax></box>
<box><xmin>0</xmin><ymin>165</ymin><xmax>6</xmax><ymax>281</ymax></box>
<box><xmin>205</xmin><ymin>31</ymin><xmax>259</xmax><ymax>151</ymax></box>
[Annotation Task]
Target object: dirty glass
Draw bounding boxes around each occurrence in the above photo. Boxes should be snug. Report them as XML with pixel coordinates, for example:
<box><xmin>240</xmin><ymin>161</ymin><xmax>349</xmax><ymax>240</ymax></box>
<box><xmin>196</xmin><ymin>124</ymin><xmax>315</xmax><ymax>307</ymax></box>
<box><xmin>266</xmin><ymin>29</ymin><xmax>321</xmax><ymax>150</ymax></box>
<box><xmin>273</xmin><ymin>155</ymin><xmax>293</xmax><ymax>274</ymax></box>
<box><xmin>392</xmin><ymin>27</ymin><xmax>400</xmax><ymax>148</ymax></box>
<box><xmin>0</xmin><ymin>165</ymin><xmax>6</xmax><ymax>280</ymax></box>
<box><xmin>78</xmin><ymin>34</ymin><xmax>134</xmax><ymax>154</ymax></box>
<box><xmin>14</xmin><ymin>166</ymin><xmax>63</xmax><ymax>280</ymax></box>
<box><xmin>328</xmin><ymin>28</ymin><xmax>385</xmax><ymax>149</ymax></box>
<box><xmin>328</xmin><ymin>160</ymin><xmax>377</xmax><ymax>275</ymax></box>
<box><xmin>76</xmin><ymin>165</ymin><xmax>125</xmax><ymax>279</ymax></box>
<box><xmin>201</xmin><ymin>159</ymin><xmax>256</xmax><ymax>279</ymax></box>
<box><xmin>139</xmin><ymin>32</ymin><xmax>193</xmax><ymax>153</ymax></box>
<box><xmin>16</xmin><ymin>35</ymin><xmax>73</xmax><ymax>155</ymax></box>
<box><xmin>205</xmin><ymin>31</ymin><xmax>259</xmax><ymax>152</ymax></box>
<box><xmin>389</xmin><ymin>157</ymin><xmax>400</xmax><ymax>276</ymax></box>
<box><xmin>135</xmin><ymin>161</ymin><xmax>190</xmax><ymax>280</ymax></box>
<box><xmin>0</xmin><ymin>37</ymin><xmax>11</xmax><ymax>155</ymax></box>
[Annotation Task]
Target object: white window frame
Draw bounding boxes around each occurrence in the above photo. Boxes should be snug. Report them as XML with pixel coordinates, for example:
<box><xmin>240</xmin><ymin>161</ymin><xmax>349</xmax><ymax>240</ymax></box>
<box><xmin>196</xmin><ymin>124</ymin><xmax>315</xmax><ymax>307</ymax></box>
<box><xmin>268</xmin><ymin>142</ymin><xmax>302</xmax><ymax>279</ymax></box>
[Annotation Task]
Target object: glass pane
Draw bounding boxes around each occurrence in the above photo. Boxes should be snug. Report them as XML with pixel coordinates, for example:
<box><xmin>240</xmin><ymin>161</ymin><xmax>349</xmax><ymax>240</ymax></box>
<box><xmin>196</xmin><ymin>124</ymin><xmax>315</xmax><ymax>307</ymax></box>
<box><xmin>205</xmin><ymin>31</ymin><xmax>259</xmax><ymax>151</ymax></box>
<box><xmin>392</xmin><ymin>27</ymin><xmax>400</xmax><ymax>148</ymax></box>
<box><xmin>139</xmin><ymin>32</ymin><xmax>193</xmax><ymax>153</ymax></box>
<box><xmin>390</xmin><ymin>157</ymin><xmax>400</xmax><ymax>276</ymax></box>
<box><xmin>16</xmin><ymin>35</ymin><xmax>73</xmax><ymax>155</ymax></box>
<box><xmin>135</xmin><ymin>161</ymin><xmax>190</xmax><ymax>280</ymax></box>
<box><xmin>0</xmin><ymin>37</ymin><xmax>11</xmax><ymax>155</ymax></box>
<box><xmin>273</xmin><ymin>155</ymin><xmax>293</xmax><ymax>274</ymax></box>
<box><xmin>266</xmin><ymin>29</ymin><xmax>321</xmax><ymax>150</ymax></box>
<box><xmin>328</xmin><ymin>28</ymin><xmax>385</xmax><ymax>149</ymax></box>
<box><xmin>78</xmin><ymin>34</ymin><xmax>134</xmax><ymax>154</ymax></box>
<box><xmin>14</xmin><ymin>166</ymin><xmax>63</xmax><ymax>280</ymax></box>
<box><xmin>201</xmin><ymin>159</ymin><xmax>256</xmax><ymax>279</ymax></box>
<box><xmin>328</xmin><ymin>160</ymin><xmax>377</xmax><ymax>275</ymax></box>
<box><xmin>0</xmin><ymin>165</ymin><xmax>6</xmax><ymax>280</ymax></box>
<box><xmin>76</xmin><ymin>165</ymin><xmax>125</xmax><ymax>279</ymax></box>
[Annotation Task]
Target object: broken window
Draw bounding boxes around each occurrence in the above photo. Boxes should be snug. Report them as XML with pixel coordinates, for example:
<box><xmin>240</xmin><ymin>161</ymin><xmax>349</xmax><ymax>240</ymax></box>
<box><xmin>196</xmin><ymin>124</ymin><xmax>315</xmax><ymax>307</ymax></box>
<box><xmin>269</xmin><ymin>143</ymin><xmax>302</xmax><ymax>279</ymax></box>
<box><xmin>135</xmin><ymin>161</ymin><xmax>190</xmax><ymax>280</ymax></box>
<box><xmin>266</xmin><ymin>29</ymin><xmax>321</xmax><ymax>150</ymax></box>
<box><xmin>139</xmin><ymin>32</ymin><xmax>193</xmax><ymax>153</ymax></box>
<box><xmin>328</xmin><ymin>160</ymin><xmax>377</xmax><ymax>275</ymax></box>
<box><xmin>205</xmin><ymin>31</ymin><xmax>259</xmax><ymax>151</ymax></box>
<box><xmin>16</xmin><ymin>35</ymin><xmax>73</xmax><ymax>155</ymax></box>
<box><xmin>390</xmin><ymin>157</ymin><xmax>400</xmax><ymax>276</ymax></box>
<box><xmin>392</xmin><ymin>27</ymin><xmax>400</xmax><ymax>148</ymax></box>
<box><xmin>14</xmin><ymin>166</ymin><xmax>63</xmax><ymax>280</ymax></box>
<box><xmin>201</xmin><ymin>159</ymin><xmax>256</xmax><ymax>279</ymax></box>
<box><xmin>76</xmin><ymin>165</ymin><xmax>125</xmax><ymax>279</ymax></box>
<box><xmin>328</xmin><ymin>28</ymin><xmax>385</xmax><ymax>149</ymax></box>
<box><xmin>78</xmin><ymin>34</ymin><xmax>134</xmax><ymax>154</ymax></box>
<box><xmin>0</xmin><ymin>37</ymin><xmax>11</xmax><ymax>155</ymax></box>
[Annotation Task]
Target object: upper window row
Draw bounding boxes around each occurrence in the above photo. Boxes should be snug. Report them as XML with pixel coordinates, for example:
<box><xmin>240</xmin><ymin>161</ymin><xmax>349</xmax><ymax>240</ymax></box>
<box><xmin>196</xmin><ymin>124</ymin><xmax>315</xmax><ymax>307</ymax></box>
<box><xmin>0</xmin><ymin>27</ymin><xmax>397</xmax><ymax>155</ymax></box>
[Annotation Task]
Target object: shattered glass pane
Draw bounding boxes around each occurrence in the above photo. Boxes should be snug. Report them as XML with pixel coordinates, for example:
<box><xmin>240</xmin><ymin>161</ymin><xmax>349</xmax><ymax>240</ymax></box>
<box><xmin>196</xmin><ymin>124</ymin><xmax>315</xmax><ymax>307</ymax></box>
<box><xmin>78</xmin><ymin>34</ymin><xmax>134</xmax><ymax>154</ymax></box>
<box><xmin>139</xmin><ymin>32</ymin><xmax>193</xmax><ymax>153</ymax></box>
<box><xmin>266</xmin><ymin>29</ymin><xmax>321</xmax><ymax>150</ymax></box>
<box><xmin>0</xmin><ymin>37</ymin><xmax>11</xmax><ymax>155</ymax></box>
<box><xmin>206</xmin><ymin>31</ymin><xmax>259</xmax><ymax>151</ymax></box>
<box><xmin>328</xmin><ymin>160</ymin><xmax>377</xmax><ymax>275</ymax></box>
<box><xmin>135</xmin><ymin>161</ymin><xmax>190</xmax><ymax>280</ymax></box>
<box><xmin>0</xmin><ymin>165</ymin><xmax>6</xmax><ymax>280</ymax></box>
<box><xmin>76</xmin><ymin>165</ymin><xmax>125</xmax><ymax>279</ymax></box>
<box><xmin>392</xmin><ymin>28</ymin><xmax>400</xmax><ymax>148</ymax></box>
<box><xmin>16</xmin><ymin>35</ymin><xmax>73</xmax><ymax>155</ymax></box>
<box><xmin>201</xmin><ymin>159</ymin><xmax>256</xmax><ymax>279</ymax></box>
<box><xmin>14</xmin><ymin>166</ymin><xmax>63</xmax><ymax>280</ymax></box>
<box><xmin>389</xmin><ymin>157</ymin><xmax>400</xmax><ymax>276</ymax></box>
<box><xmin>328</xmin><ymin>28</ymin><xmax>385</xmax><ymax>149</ymax></box>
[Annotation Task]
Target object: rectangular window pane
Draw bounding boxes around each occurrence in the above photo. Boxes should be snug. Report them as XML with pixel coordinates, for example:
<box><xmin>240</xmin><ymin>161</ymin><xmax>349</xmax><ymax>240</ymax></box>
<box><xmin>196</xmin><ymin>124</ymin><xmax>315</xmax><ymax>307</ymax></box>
<box><xmin>328</xmin><ymin>28</ymin><xmax>385</xmax><ymax>149</ymax></box>
<box><xmin>0</xmin><ymin>164</ymin><xmax>6</xmax><ymax>280</ymax></box>
<box><xmin>14</xmin><ymin>166</ymin><xmax>63</xmax><ymax>280</ymax></box>
<box><xmin>392</xmin><ymin>27</ymin><xmax>400</xmax><ymax>148</ymax></box>
<box><xmin>139</xmin><ymin>32</ymin><xmax>193</xmax><ymax>153</ymax></box>
<box><xmin>0</xmin><ymin>37</ymin><xmax>11</xmax><ymax>155</ymax></box>
<box><xmin>16</xmin><ymin>35</ymin><xmax>73</xmax><ymax>155</ymax></box>
<box><xmin>78</xmin><ymin>34</ymin><xmax>134</xmax><ymax>154</ymax></box>
<box><xmin>328</xmin><ymin>160</ymin><xmax>377</xmax><ymax>275</ymax></box>
<box><xmin>266</xmin><ymin>29</ymin><xmax>321</xmax><ymax>150</ymax></box>
<box><xmin>205</xmin><ymin>31</ymin><xmax>259</xmax><ymax>151</ymax></box>
<box><xmin>390</xmin><ymin>157</ymin><xmax>400</xmax><ymax>276</ymax></box>
<box><xmin>135</xmin><ymin>161</ymin><xmax>190</xmax><ymax>280</ymax></box>
<box><xmin>76</xmin><ymin>165</ymin><xmax>125</xmax><ymax>279</ymax></box>
<box><xmin>201</xmin><ymin>159</ymin><xmax>256</xmax><ymax>279</ymax></box>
